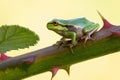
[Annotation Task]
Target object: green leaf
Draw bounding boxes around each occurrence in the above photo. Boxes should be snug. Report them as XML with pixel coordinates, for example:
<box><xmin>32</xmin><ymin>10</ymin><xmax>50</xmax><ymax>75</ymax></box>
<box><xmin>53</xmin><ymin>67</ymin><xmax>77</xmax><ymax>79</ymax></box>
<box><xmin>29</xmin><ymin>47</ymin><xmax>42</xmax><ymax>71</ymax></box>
<box><xmin>0</xmin><ymin>25</ymin><xmax>39</xmax><ymax>53</ymax></box>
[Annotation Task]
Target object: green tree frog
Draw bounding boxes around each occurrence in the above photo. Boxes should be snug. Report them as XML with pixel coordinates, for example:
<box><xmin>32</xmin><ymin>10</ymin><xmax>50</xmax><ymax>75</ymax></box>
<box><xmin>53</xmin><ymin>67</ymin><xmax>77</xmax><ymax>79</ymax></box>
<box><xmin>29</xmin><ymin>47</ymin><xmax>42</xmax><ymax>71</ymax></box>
<box><xmin>47</xmin><ymin>17</ymin><xmax>99</xmax><ymax>47</ymax></box>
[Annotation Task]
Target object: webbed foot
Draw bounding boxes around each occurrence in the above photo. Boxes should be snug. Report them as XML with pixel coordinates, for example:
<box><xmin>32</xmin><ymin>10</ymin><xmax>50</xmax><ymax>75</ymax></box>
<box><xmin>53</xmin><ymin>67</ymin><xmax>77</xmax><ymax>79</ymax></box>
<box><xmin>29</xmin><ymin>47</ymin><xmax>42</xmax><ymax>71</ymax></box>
<box><xmin>62</xmin><ymin>40</ymin><xmax>77</xmax><ymax>54</ymax></box>
<box><xmin>53</xmin><ymin>41</ymin><xmax>64</xmax><ymax>49</ymax></box>
<box><xmin>81</xmin><ymin>30</ymin><xmax>96</xmax><ymax>46</ymax></box>
<box><xmin>53</xmin><ymin>38</ymin><xmax>66</xmax><ymax>49</ymax></box>
<box><xmin>54</xmin><ymin>38</ymin><xmax>77</xmax><ymax>54</ymax></box>
<box><xmin>84</xmin><ymin>34</ymin><xmax>94</xmax><ymax>45</ymax></box>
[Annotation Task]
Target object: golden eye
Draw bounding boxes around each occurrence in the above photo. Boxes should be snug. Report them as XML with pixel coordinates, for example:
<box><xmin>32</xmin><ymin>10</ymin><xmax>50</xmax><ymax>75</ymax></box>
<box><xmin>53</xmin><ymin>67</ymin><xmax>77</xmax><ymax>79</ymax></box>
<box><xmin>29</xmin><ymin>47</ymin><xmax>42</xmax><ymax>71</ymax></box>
<box><xmin>53</xmin><ymin>22</ymin><xmax>58</xmax><ymax>26</ymax></box>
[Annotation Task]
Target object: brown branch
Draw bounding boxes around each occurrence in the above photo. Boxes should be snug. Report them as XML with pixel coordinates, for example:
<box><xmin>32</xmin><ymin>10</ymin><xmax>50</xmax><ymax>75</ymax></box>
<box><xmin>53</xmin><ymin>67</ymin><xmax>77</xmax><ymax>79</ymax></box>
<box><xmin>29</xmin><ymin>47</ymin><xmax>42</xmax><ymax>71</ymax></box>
<box><xmin>0</xmin><ymin>27</ymin><xmax>114</xmax><ymax>70</ymax></box>
<box><xmin>0</xmin><ymin>26</ymin><xmax>120</xmax><ymax>80</ymax></box>
<box><xmin>0</xmin><ymin>46</ymin><xmax>65</xmax><ymax>70</ymax></box>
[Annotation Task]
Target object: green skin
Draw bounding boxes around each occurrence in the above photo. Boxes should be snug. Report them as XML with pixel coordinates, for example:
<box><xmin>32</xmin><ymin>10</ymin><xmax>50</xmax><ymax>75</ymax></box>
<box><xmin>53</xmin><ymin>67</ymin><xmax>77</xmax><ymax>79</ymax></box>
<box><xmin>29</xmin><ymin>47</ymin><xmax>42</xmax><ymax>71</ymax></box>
<box><xmin>47</xmin><ymin>17</ymin><xmax>99</xmax><ymax>47</ymax></box>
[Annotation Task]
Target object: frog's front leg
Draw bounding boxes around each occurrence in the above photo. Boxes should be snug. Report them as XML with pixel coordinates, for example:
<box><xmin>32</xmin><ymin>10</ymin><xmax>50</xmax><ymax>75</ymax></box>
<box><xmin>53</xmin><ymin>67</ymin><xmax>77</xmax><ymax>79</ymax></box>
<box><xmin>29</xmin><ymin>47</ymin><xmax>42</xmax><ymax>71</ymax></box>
<box><xmin>54</xmin><ymin>37</ymin><xmax>66</xmax><ymax>48</ymax></box>
<box><xmin>56</xmin><ymin>31</ymin><xmax>77</xmax><ymax>46</ymax></box>
<box><xmin>63</xmin><ymin>31</ymin><xmax>77</xmax><ymax>53</ymax></box>
<box><xmin>65</xmin><ymin>31</ymin><xmax>77</xmax><ymax>46</ymax></box>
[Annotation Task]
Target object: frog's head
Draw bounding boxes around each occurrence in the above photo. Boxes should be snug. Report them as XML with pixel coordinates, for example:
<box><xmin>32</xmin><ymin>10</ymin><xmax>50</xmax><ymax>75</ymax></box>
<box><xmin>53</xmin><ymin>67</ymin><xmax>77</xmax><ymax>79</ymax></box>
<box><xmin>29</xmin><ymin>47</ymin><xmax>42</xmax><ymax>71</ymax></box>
<box><xmin>47</xmin><ymin>19</ymin><xmax>68</xmax><ymax>32</ymax></box>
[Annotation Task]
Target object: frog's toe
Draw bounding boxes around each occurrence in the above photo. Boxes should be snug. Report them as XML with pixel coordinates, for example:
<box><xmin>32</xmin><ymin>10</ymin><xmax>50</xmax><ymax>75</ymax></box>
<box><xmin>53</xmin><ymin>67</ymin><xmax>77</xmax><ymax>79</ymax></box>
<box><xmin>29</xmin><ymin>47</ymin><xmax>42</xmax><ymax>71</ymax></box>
<box><xmin>69</xmin><ymin>45</ymin><xmax>74</xmax><ymax>54</ymax></box>
<box><xmin>66</xmin><ymin>42</ymin><xmax>77</xmax><ymax>54</ymax></box>
<box><xmin>53</xmin><ymin>41</ymin><xmax>63</xmax><ymax>48</ymax></box>
<box><xmin>53</xmin><ymin>41</ymin><xmax>62</xmax><ymax>46</ymax></box>
<box><xmin>63</xmin><ymin>43</ymin><xmax>74</xmax><ymax>53</ymax></box>
<box><xmin>84</xmin><ymin>35</ymin><xmax>94</xmax><ymax>45</ymax></box>
<box><xmin>54</xmin><ymin>40</ymin><xmax>76</xmax><ymax>53</ymax></box>
<box><xmin>67</xmin><ymin>41</ymin><xmax>77</xmax><ymax>47</ymax></box>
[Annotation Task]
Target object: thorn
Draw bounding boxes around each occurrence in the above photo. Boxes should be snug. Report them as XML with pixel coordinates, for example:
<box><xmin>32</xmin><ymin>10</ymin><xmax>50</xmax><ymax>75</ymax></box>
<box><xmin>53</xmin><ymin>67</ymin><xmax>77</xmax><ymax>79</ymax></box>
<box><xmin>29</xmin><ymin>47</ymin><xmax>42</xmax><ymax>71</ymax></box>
<box><xmin>51</xmin><ymin>66</ymin><xmax>59</xmax><ymax>80</ymax></box>
<box><xmin>0</xmin><ymin>54</ymin><xmax>11</xmax><ymax>61</ymax></box>
<box><xmin>97</xmin><ymin>10</ymin><xmax>120</xmax><ymax>36</ymax></box>
<box><xmin>97</xmin><ymin>10</ymin><xmax>114</xmax><ymax>29</ymax></box>
<box><xmin>97</xmin><ymin>10</ymin><xmax>105</xmax><ymax>21</ymax></box>
<box><xmin>23</xmin><ymin>57</ymin><xmax>35</xmax><ymax>63</ymax></box>
<box><xmin>62</xmin><ymin>65</ymin><xmax>70</xmax><ymax>76</ymax></box>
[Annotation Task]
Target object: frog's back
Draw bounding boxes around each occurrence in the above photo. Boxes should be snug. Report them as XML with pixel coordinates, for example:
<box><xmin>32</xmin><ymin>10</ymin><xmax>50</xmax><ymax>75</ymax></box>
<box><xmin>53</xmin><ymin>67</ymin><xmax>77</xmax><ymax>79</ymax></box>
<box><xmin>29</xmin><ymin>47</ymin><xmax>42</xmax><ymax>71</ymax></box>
<box><xmin>58</xmin><ymin>17</ymin><xmax>96</xmax><ymax>28</ymax></box>
<box><xmin>68</xmin><ymin>18</ymin><xmax>90</xmax><ymax>27</ymax></box>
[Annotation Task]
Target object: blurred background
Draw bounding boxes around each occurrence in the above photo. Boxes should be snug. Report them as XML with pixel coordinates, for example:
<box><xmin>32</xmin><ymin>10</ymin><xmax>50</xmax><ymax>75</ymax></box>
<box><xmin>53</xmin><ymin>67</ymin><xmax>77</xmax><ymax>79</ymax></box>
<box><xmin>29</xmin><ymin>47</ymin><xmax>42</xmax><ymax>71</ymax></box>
<box><xmin>0</xmin><ymin>0</ymin><xmax>120</xmax><ymax>80</ymax></box>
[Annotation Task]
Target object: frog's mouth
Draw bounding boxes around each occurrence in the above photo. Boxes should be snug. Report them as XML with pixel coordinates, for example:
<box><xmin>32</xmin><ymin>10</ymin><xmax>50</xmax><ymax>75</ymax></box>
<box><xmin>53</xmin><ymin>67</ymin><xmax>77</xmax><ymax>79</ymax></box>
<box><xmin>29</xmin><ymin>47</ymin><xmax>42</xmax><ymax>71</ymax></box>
<box><xmin>47</xmin><ymin>23</ymin><xmax>68</xmax><ymax>31</ymax></box>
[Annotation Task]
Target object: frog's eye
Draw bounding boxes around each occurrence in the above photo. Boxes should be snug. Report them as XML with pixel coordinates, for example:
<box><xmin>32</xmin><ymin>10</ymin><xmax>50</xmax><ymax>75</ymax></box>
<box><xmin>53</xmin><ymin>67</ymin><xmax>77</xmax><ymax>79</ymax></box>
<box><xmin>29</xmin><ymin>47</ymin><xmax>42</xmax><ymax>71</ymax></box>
<box><xmin>53</xmin><ymin>21</ymin><xmax>58</xmax><ymax>26</ymax></box>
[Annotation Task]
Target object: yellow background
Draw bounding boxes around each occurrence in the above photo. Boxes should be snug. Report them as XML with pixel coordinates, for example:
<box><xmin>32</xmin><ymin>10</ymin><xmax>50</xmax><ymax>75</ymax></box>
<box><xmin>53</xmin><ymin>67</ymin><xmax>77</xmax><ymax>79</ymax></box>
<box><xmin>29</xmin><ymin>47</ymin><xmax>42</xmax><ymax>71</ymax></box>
<box><xmin>0</xmin><ymin>0</ymin><xmax>120</xmax><ymax>80</ymax></box>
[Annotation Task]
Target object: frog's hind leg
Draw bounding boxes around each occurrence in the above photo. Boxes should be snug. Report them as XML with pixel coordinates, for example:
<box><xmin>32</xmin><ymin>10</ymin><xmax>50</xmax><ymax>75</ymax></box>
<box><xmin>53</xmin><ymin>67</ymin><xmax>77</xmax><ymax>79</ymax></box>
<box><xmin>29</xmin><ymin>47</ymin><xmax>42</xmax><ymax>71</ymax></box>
<box><xmin>83</xmin><ymin>27</ymin><xmax>98</xmax><ymax>45</ymax></box>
